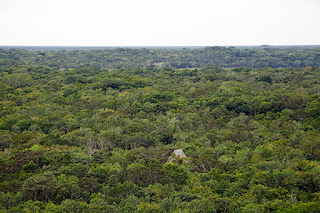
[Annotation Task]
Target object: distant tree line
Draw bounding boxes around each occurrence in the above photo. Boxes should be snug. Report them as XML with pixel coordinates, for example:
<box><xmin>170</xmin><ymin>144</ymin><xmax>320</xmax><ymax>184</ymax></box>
<box><xmin>1</xmin><ymin>46</ymin><xmax>320</xmax><ymax>69</ymax></box>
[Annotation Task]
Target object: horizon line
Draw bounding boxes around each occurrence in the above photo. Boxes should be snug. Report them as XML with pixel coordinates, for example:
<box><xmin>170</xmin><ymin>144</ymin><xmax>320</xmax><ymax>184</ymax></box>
<box><xmin>2</xmin><ymin>44</ymin><xmax>320</xmax><ymax>47</ymax></box>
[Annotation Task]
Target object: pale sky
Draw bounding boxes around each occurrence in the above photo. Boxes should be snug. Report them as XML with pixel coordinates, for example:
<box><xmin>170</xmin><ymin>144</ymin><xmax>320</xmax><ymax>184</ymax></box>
<box><xmin>1</xmin><ymin>0</ymin><xmax>320</xmax><ymax>46</ymax></box>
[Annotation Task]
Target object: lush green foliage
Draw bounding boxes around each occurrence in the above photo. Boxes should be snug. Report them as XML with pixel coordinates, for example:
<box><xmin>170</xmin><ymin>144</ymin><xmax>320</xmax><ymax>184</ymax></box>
<box><xmin>1</xmin><ymin>46</ymin><xmax>320</xmax><ymax>69</ymax></box>
<box><xmin>1</xmin><ymin>49</ymin><xmax>320</xmax><ymax>212</ymax></box>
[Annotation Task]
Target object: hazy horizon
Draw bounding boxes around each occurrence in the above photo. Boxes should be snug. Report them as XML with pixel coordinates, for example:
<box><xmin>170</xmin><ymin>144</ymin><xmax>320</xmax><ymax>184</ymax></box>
<box><xmin>1</xmin><ymin>44</ymin><xmax>320</xmax><ymax>49</ymax></box>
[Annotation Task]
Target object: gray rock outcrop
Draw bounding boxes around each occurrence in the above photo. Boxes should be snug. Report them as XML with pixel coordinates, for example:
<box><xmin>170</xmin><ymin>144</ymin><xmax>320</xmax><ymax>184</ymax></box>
<box><xmin>168</xmin><ymin>149</ymin><xmax>189</xmax><ymax>163</ymax></box>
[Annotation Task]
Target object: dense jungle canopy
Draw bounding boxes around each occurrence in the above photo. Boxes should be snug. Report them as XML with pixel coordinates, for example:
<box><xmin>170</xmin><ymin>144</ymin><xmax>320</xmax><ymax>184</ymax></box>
<box><xmin>0</xmin><ymin>47</ymin><xmax>320</xmax><ymax>212</ymax></box>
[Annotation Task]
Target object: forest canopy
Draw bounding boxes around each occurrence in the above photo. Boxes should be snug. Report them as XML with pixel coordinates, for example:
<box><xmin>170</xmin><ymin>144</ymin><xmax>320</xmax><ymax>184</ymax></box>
<box><xmin>0</xmin><ymin>47</ymin><xmax>320</xmax><ymax>212</ymax></box>
<box><xmin>1</xmin><ymin>46</ymin><xmax>320</xmax><ymax>69</ymax></box>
